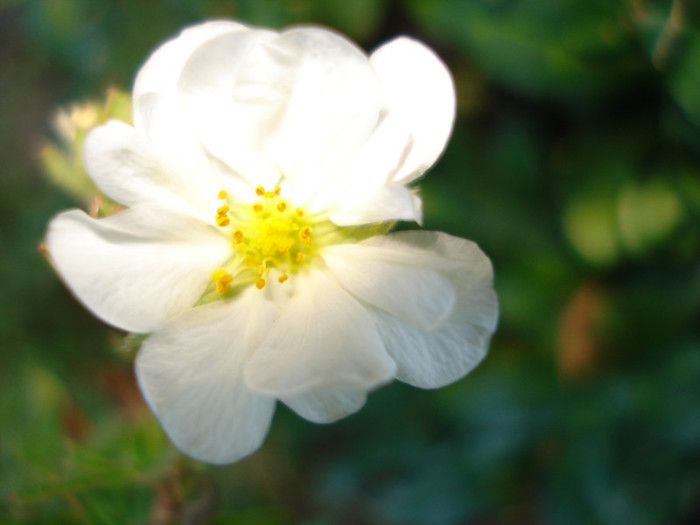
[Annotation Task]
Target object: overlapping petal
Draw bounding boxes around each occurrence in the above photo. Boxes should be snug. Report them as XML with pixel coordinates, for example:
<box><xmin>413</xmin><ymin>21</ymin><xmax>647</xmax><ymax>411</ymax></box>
<box><xmin>136</xmin><ymin>290</ymin><xmax>278</xmax><ymax>464</ymax></box>
<box><xmin>281</xmin><ymin>386</ymin><xmax>367</xmax><ymax>424</ymax></box>
<box><xmin>244</xmin><ymin>270</ymin><xmax>396</xmax><ymax>396</ymax></box>
<box><xmin>323</xmin><ymin>243</ymin><xmax>456</xmax><ymax>331</ymax></box>
<box><xmin>370</xmin><ymin>37</ymin><xmax>456</xmax><ymax>184</ymax></box>
<box><xmin>46</xmin><ymin>206</ymin><xmax>230</xmax><ymax>333</ymax></box>
<box><xmin>177</xmin><ymin>26</ymin><xmax>382</xmax><ymax>202</ymax></box>
<box><xmin>328</xmin><ymin>231</ymin><xmax>498</xmax><ymax>389</ymax></box>
<box><xmin>133</xmin><ymin>20</ymin><xmax>246</xmax><ymax>103</ymax></box>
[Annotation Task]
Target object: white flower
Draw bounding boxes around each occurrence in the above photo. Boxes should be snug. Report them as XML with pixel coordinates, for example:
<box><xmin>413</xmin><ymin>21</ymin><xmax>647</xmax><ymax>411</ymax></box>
<box><xmin>46</xmin><ymin>21</ymin><xmax>498</xmax><ymax>464</ymax></box>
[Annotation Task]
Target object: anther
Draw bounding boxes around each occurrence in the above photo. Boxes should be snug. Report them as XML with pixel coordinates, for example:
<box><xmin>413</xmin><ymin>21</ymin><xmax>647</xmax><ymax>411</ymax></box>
<box><xmin>216</xmin><ymin>276</ymin><xmax>233</xmax><ymax>294</ymax></box>
<box><xmin>255</xmin><ymin>278</ymin><xmax>266</xmax><ymax>289</ymax></box>
<box><xmin>253</xmin><ymin>203</ymin><xmax>264</xmax><ymax>213</ymax></box>
<box><xmin>296</xmin><ymin>208</ymin><xmax>304</xmax><ymax>217</ymax></box>
<box><xmin>216</xmin><ymin>215</ymin><xmax>230</xmax><ymax>227</ymax></box>
<box><xmin>233</xmin><ymin>230</ymin><xmax>244</xmax><ymax>243</ymax></box>
<box><xmin>210</xmin><ymin>267</ymin><xmax>227</xmax><ymax>281</ymax></box>
<box><xmin>277</xmin><ymin>202</ymin><xmax>287</xmax><ymax>212</ymax></box>
<box><xmin>296</xmin><ymin>252</ymin><xmax>305</xmax><ymax>263</ymax></box>
<box><xmin>217</xmin><ymin>204</ymin><xmax>229</xmax><ymax>215</ymax></box>
<box><xmin>278</xmin><ymin>273</ymin><xmax>288</xmax><ymax>284</ymax></box>
<box><xmin>255</xmin><ymin>186</ymin><xmax>265</xmax><ymax>197</ymax></box>
<box><xmin>217</xmin><ymin>190</ymin><xmax>228</xmax><ymax>199</ymax></box>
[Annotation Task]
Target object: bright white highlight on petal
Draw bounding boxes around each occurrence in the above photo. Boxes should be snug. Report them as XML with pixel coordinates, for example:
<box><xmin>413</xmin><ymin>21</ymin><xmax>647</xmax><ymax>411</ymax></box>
<box><xmin>46</xmin><ymin>19</ymin><xmax>497</xmax><ymax>465</ymax></box>
<box><xmin>370</xmin><ymin>37</ymin><xmax>456</xmax><ymax>184</ymax></box>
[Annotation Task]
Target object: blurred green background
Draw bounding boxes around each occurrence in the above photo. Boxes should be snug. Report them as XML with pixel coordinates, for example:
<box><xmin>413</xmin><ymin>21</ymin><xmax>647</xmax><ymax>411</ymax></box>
<box><xmin>1</xmin><ymin>0</ymin><xmax>699</xmax><ymax>523</ymax></box>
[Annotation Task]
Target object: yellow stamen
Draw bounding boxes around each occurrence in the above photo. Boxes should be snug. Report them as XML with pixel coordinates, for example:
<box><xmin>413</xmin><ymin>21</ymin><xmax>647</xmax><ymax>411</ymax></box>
<box><xmin>278</xmin><ymin>273</ymin><xmax>288</xmax><ymax>283</ymax></box>
<box><xmin>210</xmin><ymin>268</ymin><xmax>233</xmax><ymax>294</ymax></box>
<box><xmin>255</xmin><ymin>186</ymin><xmax>265</xmax><ymax>197</ymax></box>
<box><xmin>296</xmin><ymin>208</ymin><xmax>304</xmax><ymax>217</ymax></box>
<box><xmin>217</xmin><ymin>204</ymin><xmax>229</xmax><ymax>215</ymax></box>
<box><xmin>216</xmin><ymin>215</ymin><xmax>230</xmax><ymax>227</ymax></box>
<box><xmin>277</xmin><ymin>202</ymin><xmax>287</xmax><ymax>212</ymax></box>
<box><xmin>215</xmin><ymin>278</ymin><xmax>233</xmax><ymax>294</ymax></box>
<box><xmin>296</xmin><ymin>252</ymin><xmax>305</xmax><ymax>263</ymax></box>
<box><xmin>253</xmin><ymin>203</ymin><xmax>264</xmax><ymax>213</ymax></box>
<box><xmin>255</xmin><ymin>278</ymin><xmax>266</xmax><ymax>289</ymax></box>
<box><xmin>217</xmin><ymin>190</ymin><xmax>228</xmax><ymax>199</ymax></box>
<box><xmin>210</xmin><ymin>267</ymin><xmax>228</xmax><ymax>281</ymax></box>
<box><xmin>233</xmin><ymin>230</ymin><xmax>244</xmax><ymax>243</ymax></box>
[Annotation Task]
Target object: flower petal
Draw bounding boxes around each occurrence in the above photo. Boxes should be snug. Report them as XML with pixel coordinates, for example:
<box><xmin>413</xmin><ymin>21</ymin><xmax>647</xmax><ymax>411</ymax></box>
<box><xmin>83</xmin><ymin>120</ymin><xmax>205</xmax><ymax>217</ymax></box>
<box><xmin>177</xmin><ymin>27</ymin><xmax>285</xmax><ymax>188</ymax></box>
<box><xmin>328</xmin><ymin>182</ymin><xmax>420</xmax><ymax>226</ymax></box>
<box><xmin>135</xmin><ymin>92</ymin><xmax>256</xmax><ymax>212</ymax></box>
<box><xmin>178</xmin><ymin>26</ymin><xmax>382</xmax><ymax>201</ymax></box>
<box><xmin>370</xmin><ymin>37</ymin><xmax>456</xmax><ymax>184</ymax></box>
<box><xmin>263</xmin><ymin>27</ymin><xmax>382</xmax><ymax>203</ymax></box>
<box><xmin>136</xmin><ymin>290</ymin><xmax>277</xmax><ymax>464</ymax></box>
<box><xmin>133</xmin><ymin>20</ymin><xmax>246</xmax><ymax>102</ymax></box>
<box><xmin>244</xmin><ymin>269</ymin><xmax>396</xmax><ymax>396</ymax></box>
<box><xmin>322</xmin><ymin>242</ymin><xmax>455</xmax><ymax>331</ymax></box>
<box><xmin>281</xmin><ymin>386</ymin><xmax>367</xmax><ymax>424</ymax></box>
<box><xmin>358</xmin><ymin>231</ymin><xmax>498</xmax><ymax>389</ymax></box>
<box><xmin>45</xmin><ymin>206</ymin><xmax>230</xmax><ymax>333</ymax></box>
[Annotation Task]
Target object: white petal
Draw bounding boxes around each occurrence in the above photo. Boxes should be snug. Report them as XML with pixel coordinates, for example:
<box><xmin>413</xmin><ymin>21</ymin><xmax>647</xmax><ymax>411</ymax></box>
<box><xmin>178</xmin><ymin>26</ymin><xmax>382</xmax><ymax>200</ymax></box>
<box><xmin>133</xmin><ymin>20</ymin><xmax>246</xmax><ymax>102</ymax></box>
<box><xmin>328</xmin><ymin>182</ymin><xmax>420</xmax><ymax>226</ymax></box>
<box><xmin>263</xmin><ymin>27</ymin><xmax>382</xmax><ymax>203</ymax></box>
<box><xmin>46</xmin><ymin>207</ymin><xmax>230</xmax><ymax>333</ymax></box>
<box><xmin>135</xmin><ymin>93</ymin><xmax>255</xmax><ymax>213</ymax></box>
<box><xmin>370</xmin><ymin>37</ymin><xmax>456</xmax><ymax>184</ymax></box>
<box><xmin>136</xmin><ymin>290</ymin><xmax>278</xmax><ymax>464</ymax></box>
<box><xmin>177</xmin><ymin>27</ymin><xmax>284</xmax><ymax>188</ymax></box>
<box><xmin>282</xmin><ymin>386</ymin><xmax>367</xmax><ymax>424</ymax></box>
<box><xmin>323</xmin><ymin>243</ymin><xmax>455</xmax><ymax>331</ymax></box>
<box><xmin>244</xmin><ymin>269</ymin><xmax>396</xmax><ymax>396</ymax></box>
<box><xmin>359</xmin><ymin>231</ymin><xmax>498</xmax><ymax>389</ymax></box>
<box><xmin>83</xmin><ymin>120</ymin><xmax>204</xmax><ymax>217</ymax></box>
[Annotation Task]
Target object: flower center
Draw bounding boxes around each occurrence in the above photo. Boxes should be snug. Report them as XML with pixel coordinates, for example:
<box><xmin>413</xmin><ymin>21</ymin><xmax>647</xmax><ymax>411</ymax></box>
<box><xmin>199</xmin><ymin>186</ymin><xmax>324</xmax><ymax>302</ymax></box>
<box><xmin>196</xmin><ymin>186</ymin><xmax>396</xmax><ymax>306</ymax></box>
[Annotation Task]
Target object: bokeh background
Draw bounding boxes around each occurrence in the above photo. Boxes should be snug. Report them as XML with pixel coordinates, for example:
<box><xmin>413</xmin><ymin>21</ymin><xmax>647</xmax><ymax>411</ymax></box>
<box><xmin>2</xmin><ymin>1</ymin><xmax>700</xmax><ymax>523</ymax></box>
